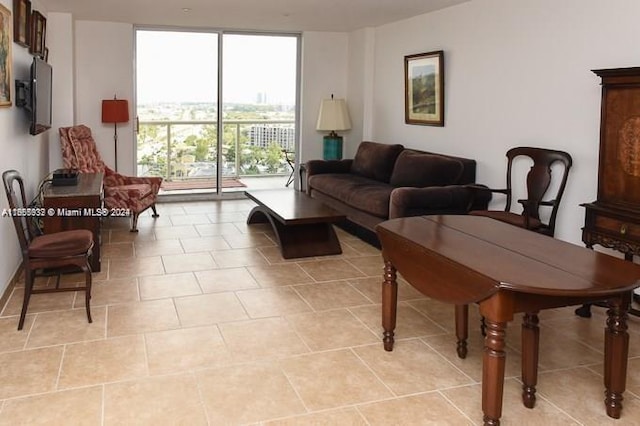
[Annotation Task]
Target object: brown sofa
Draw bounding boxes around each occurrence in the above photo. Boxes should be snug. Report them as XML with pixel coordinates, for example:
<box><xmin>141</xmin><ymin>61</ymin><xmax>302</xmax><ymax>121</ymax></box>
<box><xmin>305</xmin><ymin>141</ymin><xmax>489</xmax><ymax>244</ymax></box>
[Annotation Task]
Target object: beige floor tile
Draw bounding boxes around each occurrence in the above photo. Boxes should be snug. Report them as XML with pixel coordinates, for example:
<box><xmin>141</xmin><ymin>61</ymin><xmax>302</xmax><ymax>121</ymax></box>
<box><xmin>294</xmin><ymin>281</ymin><xmax>373</xmax><ymax>311</ymax></box>
<box><xmin>169</xmin><ymin>213</ymin><xmax>211</xmax><ymax>225</ymax></box>
<box><xmin>0</xmin><ymin>386</ymin><xmax>102</xmax><ymax>426</ymax></box>
<box><xmin>104</xmin><ymin>373</ymin><xmax>208</xmax><ymax>425</ymax></box>
<box><xmin>162</xmin><ymin>252</ymin><xmax>217</xmax><ymax>274</ymax></box>
<box><xmin>354</xmin><ymin>339</ymin><xmax>473</xmax><ymax>395</ymax></box>
<box><xmin>211</xmin><ymin>247</ymin><xmax>269</xmax><ymax>268</ymax></box>
<box><xmin>235</xmin><ymin>222</ymin><xmax>272</xmax><ymax>234</ymax></box>
<box><xmin>342</xmin><ymin>239</ymin><xmax>381</xmax><ymax>256</ymax></box>
<box><xmin>58</xmin><ymin>335</ymin><xmax>147</xmax><ymax>389</ymax></box>
<box><xmin>77</xmin><ymin>277</ymin><xmax>139</xmax><ymax>307</ymax></box>
<box><xmin>26</xmin><ymin>307</ymin><xmax>106</xmax><ymax>348</ymax></box>
<box><xmin>195</xmin><ymin>222</ymin><xmax>243</xmax><ymax>236</ymax></box>
<box><xmin>357</xmin><ymin>392</ymin><xmax>474</xmax><ymax>425</ymax></box>
<box><xmin>180</xmin><ymin>235</ymin><xmax>231</xmax><ymax>252</ymax></box>
<box><xmin>133</xmin><ymin>214</ymin><xmax>174</xmax><ymax>230</ymax></box>
<box><xmin>257</xmin><ymin>246</ymin><xmax>300</xmax><ymax>264</ymax></box>
<box><xmin>175</xmin><ymin>292</ymin><xmax>249</xmax><ymax>327</ymax></box>
<box><xmin>145</xmin><ymin>326</ymin><xmax>231</xmax><ymax>374</ymax></box>
<box><xmin>347</xmin><ymin>277</ymin><xmax>425</xmax><ymax>304</ymax></box>
<box><xmin>154</xmin><ymin>224</ymin><xmax>200</xmax><ymax>240</ymax></box>
<box><xmin>195</xmin><ymin>267</ymin><xmax>260</xmax><ymax>293</ymax></box>
<box><xmin>263</xmin><ymin>407</ymin><xmax>368</xmax><ymax>425</ymax></box>
<box><xmin>247</xmin><ymin>263</ymin><xmax>314</xmax><ymax>287</ymax></box>
<box><xmin>109</xmin><ymin>256</ymin><xmax>165</xmax><ymax>279</ymax></box>
<box><xmin>109</xmin><ymin>227</ymin><xmax>157</xmax><ymax>243</ymax></box>
<box><xmin>350</xmin><ymin>302</ymin><xmax>447</xmax><ymax>340</ymax></box>
<box><xmin>0</xmin><ymin>315</ymin><xmax>33</xmax><ymax>352</ymax></box>
<box><xmin>237</xmin><ymin>287</ymin><xmax>312</xmax><ymax>318</ymax></box>
<box><xmin>207</xmin><ymin>211</ymin><xmax>248</xmax><ymax>224</ymax></box>
<box><xmin>286</xmin><ymin>309</ymin><xmax>379</xmax><ymax>351</ymax></box>
<box><xmin>298</xmin><ymin>259</ymin><xmax>367</xmax><ymax>282</ymax></box>
<box><xmin>101</xmin><ymin>242</ymin><xmax>135</xmax><ymax>259</ymax></box>
<box><xmin>134</xmin><ymin>239</ymin><xmax>184</xmax><ymax>257</ymax></box>
<box><xmin>443</xmin><ymin>378</ymin><xmax>582</xmax><ymax>425</ymax></box>
<box><xmin>223</xmin><ymin>232</ymin><xmax>277</xmax><ymax>249</ymax></box>
<box><xmin>197</xmin><ymin>363</ymin><xmax>305</xmax><ymax>424</ymax></box>
<box><xmin>280</xmin><ymin>349</ymin><xmax>392</xmax><ymax>411</ymax></box>
<box><xmin>536</xmin><ymin>367</ymin><xmax>640</xmax><ymax>425</ymax></box>
<box><xmin>138</xmin><ymin>272</ymin><xmax>202</xmax><ymax>300</ymax></box>
<box><xmin>0</xmin><ymin>346</ymin><xmax>63</xmax><ymax>399</ymax></box>
<box><xmin>57</xmin><ymin>268</ymin><xmax>109</xmax><ymax>285</ymax></box>
<box><xmin>0</xmin><ymin>288</ymin><xmax>76</xmax><ymax>318</ymax></box>
<box><xmin>409</xmin><ymin>297</ymin><xmax>482</xmax><ymax>332</ymax></box>
<box><xmin>219</xmin><ymin>317</ymin><xmax>309</xmax><ymax>362</ymax></box>
<box><xmin>346</xmin><ymin>255</ymin><xmax>385</xmax><ymax>277</ymax></box>
<box><xmin>107</xmin><ymin>299</ymin><xmax>180</xmax><ymax>337</ymax></box>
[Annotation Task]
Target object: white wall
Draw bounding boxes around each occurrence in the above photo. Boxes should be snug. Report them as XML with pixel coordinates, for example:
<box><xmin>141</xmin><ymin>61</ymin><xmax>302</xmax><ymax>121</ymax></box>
<box><xmin>366</xmin><ymin>0</ymin><xmax>640</xmax><ymax>245</ymax></box>
<box><xmin>75</xmin><ymin>21</ymin><xmax>135</xmax><ymax>175</ymax></box>
<box><xmin>299</xmin><ymin>32</ymin><xmax>349</xmax><ymax>163</ymax></box>
<box><xmin>0</xmin><ymin>0</ymin><xmax>51</xmax><ymax>297</ymax></box>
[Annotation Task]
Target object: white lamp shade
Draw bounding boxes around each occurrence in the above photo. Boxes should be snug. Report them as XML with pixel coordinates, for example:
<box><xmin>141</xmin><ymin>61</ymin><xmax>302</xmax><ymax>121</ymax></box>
<box><xmin>316</xmin><ymin>98</ymin><xmax>351</xmax><ymax>131</ymax></box>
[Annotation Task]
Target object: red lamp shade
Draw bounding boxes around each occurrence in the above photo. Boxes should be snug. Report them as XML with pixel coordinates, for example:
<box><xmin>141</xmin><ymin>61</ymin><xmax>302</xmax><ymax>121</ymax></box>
<box><xmin>101</xmin><ymin>99</ymin><xmax>129</xmax><ymax>123</ymax></box>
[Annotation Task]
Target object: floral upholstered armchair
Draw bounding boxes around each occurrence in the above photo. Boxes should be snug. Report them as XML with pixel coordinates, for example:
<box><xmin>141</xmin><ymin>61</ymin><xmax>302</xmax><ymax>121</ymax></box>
<box><xmin>59</xmin><ymin>125</ymin><xmax>163</xmax><ymax>232</ymax></box>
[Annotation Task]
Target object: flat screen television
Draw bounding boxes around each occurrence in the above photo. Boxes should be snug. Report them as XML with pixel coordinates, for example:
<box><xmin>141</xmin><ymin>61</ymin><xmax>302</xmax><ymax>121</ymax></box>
<box><xmin>15</xmin><ymin>57</ymin><xmax>53</xmax><ymax>135</ymax></box>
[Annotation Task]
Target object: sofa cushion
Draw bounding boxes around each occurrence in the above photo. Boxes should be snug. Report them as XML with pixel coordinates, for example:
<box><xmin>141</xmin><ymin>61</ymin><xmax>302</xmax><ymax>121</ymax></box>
<box><xmin>350</xmin><ymin>142</ymin><xmax>404</xmax><ymax>183</ymax></box>
<box><xmin>309</xmin><ymin>174</ymin><xmax>394</xmax><ymax>218</ymax></box>
<box><xmin>390</xmin><ymin>151</ymin><xmax>464</xmax><ymax>187</ymax></box>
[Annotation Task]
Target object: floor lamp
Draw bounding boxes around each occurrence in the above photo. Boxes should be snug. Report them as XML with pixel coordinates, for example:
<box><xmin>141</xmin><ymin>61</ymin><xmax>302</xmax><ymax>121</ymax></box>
<box><xmin>101</xmin><ymin>97</ymin><xmax>129</xmax><ymax>171</ymax></box>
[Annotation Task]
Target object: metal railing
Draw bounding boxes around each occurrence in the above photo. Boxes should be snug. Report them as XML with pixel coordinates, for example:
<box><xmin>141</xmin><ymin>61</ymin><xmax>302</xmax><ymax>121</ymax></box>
<box><xmin>136</xmin><ymin>119</ymin><xmax>295</xmax><ymax>181</ymax></box>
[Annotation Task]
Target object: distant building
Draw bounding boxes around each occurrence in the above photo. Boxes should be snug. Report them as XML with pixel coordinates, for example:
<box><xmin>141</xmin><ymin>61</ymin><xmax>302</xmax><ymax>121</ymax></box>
<box><xmin>249</xmin><ymin>125</ymin><xmax>295</xmax><ymax>150</ymax></box>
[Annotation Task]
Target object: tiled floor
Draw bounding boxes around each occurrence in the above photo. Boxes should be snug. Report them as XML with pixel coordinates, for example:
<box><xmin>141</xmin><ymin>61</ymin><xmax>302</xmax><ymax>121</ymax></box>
<box><xmin>2</xmin><ymin>199</ymin><xmax>640</xmax><ymax>425</ymax></box>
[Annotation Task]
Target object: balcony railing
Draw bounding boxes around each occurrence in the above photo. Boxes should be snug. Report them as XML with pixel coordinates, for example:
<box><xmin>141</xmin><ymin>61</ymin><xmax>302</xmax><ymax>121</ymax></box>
<box><xmin>136</xmin><ymin>119</ymin><xmax>295</xmax><ymax>182</ymax></box>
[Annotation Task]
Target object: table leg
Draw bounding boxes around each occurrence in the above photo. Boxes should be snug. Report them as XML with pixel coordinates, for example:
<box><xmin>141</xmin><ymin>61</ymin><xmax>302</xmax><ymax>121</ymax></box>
<box><xmin>483</xmin><ymin>318</ymin><xmax>507</xmax><ymax>426</ymax></box>
<box><xmin>604</xmin><ymin>295</ymin><xmax>630</xmax><ymax>419</ymax></box>
<box><xmin>455</xmin><ymin>304</ymin><xmax>468</xmax><ymax>359</ymax></box>
<box><xmin>521</xmin><ymin>312</ymin><xmax>539</xmax><ymax>409</ymax></box>
<box><xmin>382</xmin><ymin>260</ymin><xmax>398</xmax><ymax>352</ymax></box>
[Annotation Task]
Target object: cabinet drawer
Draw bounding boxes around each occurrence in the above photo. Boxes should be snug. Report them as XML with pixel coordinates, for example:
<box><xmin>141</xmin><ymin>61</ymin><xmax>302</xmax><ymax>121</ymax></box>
<box><xmin>595</xmin><ymin>215</ymin><xmax>640</xmax><ymax>240</ymax></box>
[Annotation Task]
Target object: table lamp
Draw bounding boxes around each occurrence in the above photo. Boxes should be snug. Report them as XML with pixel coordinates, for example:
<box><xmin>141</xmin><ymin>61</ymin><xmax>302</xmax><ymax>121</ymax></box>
<box><xmin>316</xmin><ymin>95</ymin><xmax>351</xmax><ymax>160</ymax></box>
<box><xmin>101</xmin><ymin>97</ymin><xmax>129</xmax><ymax>171</ymax></box>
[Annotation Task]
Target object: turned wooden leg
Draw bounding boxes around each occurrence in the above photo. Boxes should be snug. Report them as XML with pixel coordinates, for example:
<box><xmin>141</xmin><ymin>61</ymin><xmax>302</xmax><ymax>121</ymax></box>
<box><xmin>382</xmin><ymin>260</ymin><xmax>398</xmax><ymax>352</ymax></box>
<box><xmin>482</xmin><ymin>318</ymin><xmax>507</xmax><ymax>426</ymax></box>
<box><xmin>521</xmin><ymin>312</ymin><xmax>540</xmax><ymax>408</ymax></box>
<box><xmin>604</xmin><ymin>294</ymin><xmax>631</xmax><ymax>419</ymax></box>
<box><xmin>455</xmin><ymin>304</ymin><xmax>468</xmax><ymax>358</ymax></box>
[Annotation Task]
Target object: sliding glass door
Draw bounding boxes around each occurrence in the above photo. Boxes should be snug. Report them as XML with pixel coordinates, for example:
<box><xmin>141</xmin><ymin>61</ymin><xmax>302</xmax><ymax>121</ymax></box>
<box><xmin>135</xmin><ymin>29</ymin><xmax>299</xmax><ymax>196</ymax></box>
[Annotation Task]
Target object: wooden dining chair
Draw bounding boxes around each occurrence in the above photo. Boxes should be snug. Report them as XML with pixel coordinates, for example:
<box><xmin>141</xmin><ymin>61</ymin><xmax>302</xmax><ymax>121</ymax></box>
<box><xmin>469</xmin><ymin>146</ymin><xmax>573</xmax><ymax>237</ymax></box>
<box><xmin>2</xmin><ymin>170</ymin><xmax>94</xmax><ymax>330</ymax></box>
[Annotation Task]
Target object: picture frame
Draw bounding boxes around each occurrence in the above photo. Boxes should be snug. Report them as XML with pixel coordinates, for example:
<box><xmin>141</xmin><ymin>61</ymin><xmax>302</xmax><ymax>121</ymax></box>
<box><xmin>0</xmin><ymin>4</ymin><xmax>12</xmax><ymax>107</ymax></box>
<box><xmin>13</xmin><ymin>0</ymin><xmax>30</xmax><ymax>47</ymax></box>
<box><xmin>404</xmin><ymin>50</ymin><xmax>444</xmax><ymax>126</ymax></box>
<box><xmin>29</xmin><ymin>10</ymin><xmax>45</xmax><ymax>57</ymax></box>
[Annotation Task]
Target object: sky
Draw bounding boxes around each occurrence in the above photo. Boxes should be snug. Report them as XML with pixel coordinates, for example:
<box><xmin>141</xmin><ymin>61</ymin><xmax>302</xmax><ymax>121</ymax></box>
<box><xmin>136</xmin><ymin>30</ymin><xmax>297</xmax><ymax>105</ymax></box>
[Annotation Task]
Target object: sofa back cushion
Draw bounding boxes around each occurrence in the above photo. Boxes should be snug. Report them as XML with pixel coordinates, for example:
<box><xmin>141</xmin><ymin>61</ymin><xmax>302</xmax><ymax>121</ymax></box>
<box><xmin>351</xmin><ymin>141</ymin><xmax>404</xmax><ymax>183</ymax></box>
<box><xmin>390</xmin><ymin>150</ymin><xmax>464</xmax><ymax>187</ymax></box>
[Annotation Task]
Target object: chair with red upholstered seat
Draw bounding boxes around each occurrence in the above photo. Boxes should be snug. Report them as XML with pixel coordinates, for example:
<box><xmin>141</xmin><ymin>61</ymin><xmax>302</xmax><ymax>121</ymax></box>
<box><xmin>59</xmin><ymin>125</ymin><xmax>163</xmax><ymax>232</ymax></box>
<box><xmin>3</xmin><ymin>170</ymin><xmax>94</xmax><ymax>330</ymax></box>
<box><xmin>469</xmin><ymin>147</ymin><xmax>572</xmax><ymax>237</ymax></box>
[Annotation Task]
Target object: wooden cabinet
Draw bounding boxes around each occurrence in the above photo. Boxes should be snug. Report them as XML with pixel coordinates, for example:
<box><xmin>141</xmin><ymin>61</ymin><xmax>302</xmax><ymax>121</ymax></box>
<box><xmin>43</xmin><ymin>173</ymin><xmax>104</xmax><ymax>272</ymax></box>
<box><xmin>582</xmin><ymin>68</ymin><xmax>640</xmax><ymax>260</ymax></box>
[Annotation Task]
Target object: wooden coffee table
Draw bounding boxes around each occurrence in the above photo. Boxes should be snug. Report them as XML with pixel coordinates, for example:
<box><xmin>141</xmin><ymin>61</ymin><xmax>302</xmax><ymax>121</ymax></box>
<box><xmin>245</xmin><ymin>189</ymin><xmax>346</xmax><ymax>259</ymax></box>
<box><xmin>377</xmin><ymin>215</ymin><xmax>640</xmax><ymax>426</ymax></box>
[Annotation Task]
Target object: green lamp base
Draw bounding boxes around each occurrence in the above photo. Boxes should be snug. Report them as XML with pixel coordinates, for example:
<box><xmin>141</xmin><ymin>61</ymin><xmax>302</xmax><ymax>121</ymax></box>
<box><xmin>323</xmin><ymin>136</ymin><xmax>343</xmax><ymax>160</ymax></box>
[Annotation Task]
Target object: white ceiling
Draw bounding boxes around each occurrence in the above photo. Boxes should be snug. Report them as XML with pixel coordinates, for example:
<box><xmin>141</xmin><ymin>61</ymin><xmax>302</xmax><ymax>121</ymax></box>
<box><xmin>38</xmin><ymin>0</ymin><xmax>469</xmax><ymax>32</ymax></box>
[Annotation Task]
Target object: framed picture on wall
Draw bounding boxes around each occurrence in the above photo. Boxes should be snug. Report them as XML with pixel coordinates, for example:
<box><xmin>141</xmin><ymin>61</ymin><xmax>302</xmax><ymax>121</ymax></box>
<box><xmin>13</xmin><ymin>0</ymin><xmax>30</xmax><ymax>47</ymax></box>
<box><xmin>404</xmin><ymin>50</ymin><xmax>444</xmax><ymax>126</ymax></box>
<box><xmin>29</xmin><ymin>10</ymin><xmax>45</xmax><ymax>57</ymax></box>
<box><xmin>0</xmin><ymin>3</ymin><xmax>12</xmax><ymax>107</ymax></box>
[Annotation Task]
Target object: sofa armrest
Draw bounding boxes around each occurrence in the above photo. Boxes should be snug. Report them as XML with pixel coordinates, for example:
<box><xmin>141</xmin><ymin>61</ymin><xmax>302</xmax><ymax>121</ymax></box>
<box><xmin>389</xmin><ymin>186</ymin><xmax>484</xmax><ymax>219</ymax></box>
<box><xmin>305</xmin><ymin>159</ymin><xmax>353</xmax><ymax>176</ymax></box>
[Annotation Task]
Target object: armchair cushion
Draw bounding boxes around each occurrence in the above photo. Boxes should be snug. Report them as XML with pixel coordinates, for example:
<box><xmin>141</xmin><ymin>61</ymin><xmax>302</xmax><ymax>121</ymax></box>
<box><xmin>350</xmin><ymin>142</ymin><xmax>404</xmax><ymax>183</ymax></box>
<box><xmin>389</xmin><ymin>186</ymin><xmax>474</xmax><ymax>219</ymax></box>
<box><xmin>390</xmin><ymin>151</ymin><xmax>464</xmax><ymax>187</ymax></box>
